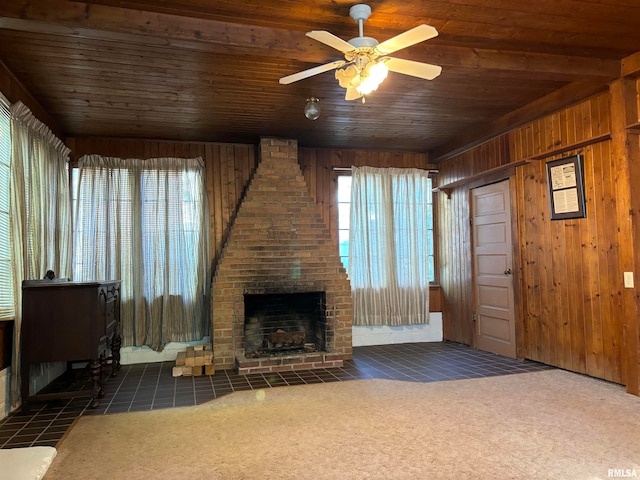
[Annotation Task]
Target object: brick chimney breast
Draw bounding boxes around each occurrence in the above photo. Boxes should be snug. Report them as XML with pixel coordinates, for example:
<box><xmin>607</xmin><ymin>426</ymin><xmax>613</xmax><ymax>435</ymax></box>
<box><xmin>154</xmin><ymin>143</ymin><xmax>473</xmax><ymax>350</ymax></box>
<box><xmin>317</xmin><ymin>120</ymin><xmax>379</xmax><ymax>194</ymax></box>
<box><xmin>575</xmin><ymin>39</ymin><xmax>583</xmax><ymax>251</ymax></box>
<box><xmin>211</xmin><ymin>138</ymin><xmax>353</xmax><ymax>373</ymax></box>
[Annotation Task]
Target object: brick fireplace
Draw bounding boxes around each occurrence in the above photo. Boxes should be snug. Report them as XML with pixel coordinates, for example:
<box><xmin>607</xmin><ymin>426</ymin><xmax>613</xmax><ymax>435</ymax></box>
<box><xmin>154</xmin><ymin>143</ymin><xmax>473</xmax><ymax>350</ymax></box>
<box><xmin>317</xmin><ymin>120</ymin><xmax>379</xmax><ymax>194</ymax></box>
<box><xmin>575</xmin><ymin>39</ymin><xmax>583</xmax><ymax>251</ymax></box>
<box><xmin>211</xmin><ymin>138</ymin><xmax>353</xmax><ymax>374</ymax></box>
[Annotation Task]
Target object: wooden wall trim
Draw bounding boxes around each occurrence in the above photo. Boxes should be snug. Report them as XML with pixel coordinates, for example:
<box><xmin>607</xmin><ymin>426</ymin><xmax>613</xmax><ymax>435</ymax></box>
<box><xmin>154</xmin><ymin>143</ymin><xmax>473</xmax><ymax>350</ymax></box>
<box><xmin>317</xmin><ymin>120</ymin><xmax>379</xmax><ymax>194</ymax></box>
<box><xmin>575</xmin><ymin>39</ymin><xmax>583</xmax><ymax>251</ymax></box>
<box><xmin>435</xmin><ymin>159</ymin><xmax>528</xmax><ymax>194</ymax></box>
<box><xmin>528</xmin><ymin>133</ymin><xmax>611</xmax><ymax>161</ymax></box>
<box><xmin>621</xmin><ymin>52</ymin><xmax>640</xmax><ymax>78</ymax></box>
<box><xmin>428</xmin><ymin>286</ymin><xmax>442</xmax><ymax>313</ymax></box>
<box><xmin>67</xmin><ymin>135</ymin><xmax>256</xmax><ymax>162</ymax></box>
<box><xmin>610</xmin><ymin>78</ymin><xmax>640</xmax><ymax>395</ymax></box>
<box><xmin>0</xmin><ymin>59</ymin><xmax>64</xmax><ymax>139</ymax></box>
<box><xmin>430</xmin><ymin>80</ymin><xmax>612</xmax><ymax>163</ymax></box>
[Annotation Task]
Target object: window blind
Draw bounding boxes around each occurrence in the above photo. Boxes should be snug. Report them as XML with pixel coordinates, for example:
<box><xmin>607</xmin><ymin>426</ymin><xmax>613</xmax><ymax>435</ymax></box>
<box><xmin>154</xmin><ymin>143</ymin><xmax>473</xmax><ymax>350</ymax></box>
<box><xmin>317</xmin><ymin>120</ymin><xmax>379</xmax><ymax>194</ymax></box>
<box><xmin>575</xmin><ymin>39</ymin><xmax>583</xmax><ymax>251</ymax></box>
<box><xmin>0</xmin><ymin>94</ymin><xmax>13</xmax><ymax>320</ymax></box>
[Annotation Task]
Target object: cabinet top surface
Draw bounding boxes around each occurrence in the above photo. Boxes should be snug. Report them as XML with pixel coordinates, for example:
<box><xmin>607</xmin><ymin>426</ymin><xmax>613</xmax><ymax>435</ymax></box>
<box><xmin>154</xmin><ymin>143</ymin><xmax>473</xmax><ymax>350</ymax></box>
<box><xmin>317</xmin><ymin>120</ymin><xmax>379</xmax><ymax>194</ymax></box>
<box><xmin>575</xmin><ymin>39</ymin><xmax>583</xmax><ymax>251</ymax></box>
<box><xmin>22</xmin><ymin>280</ymin><xmax>121</xmax><ymax>288</ymax></box>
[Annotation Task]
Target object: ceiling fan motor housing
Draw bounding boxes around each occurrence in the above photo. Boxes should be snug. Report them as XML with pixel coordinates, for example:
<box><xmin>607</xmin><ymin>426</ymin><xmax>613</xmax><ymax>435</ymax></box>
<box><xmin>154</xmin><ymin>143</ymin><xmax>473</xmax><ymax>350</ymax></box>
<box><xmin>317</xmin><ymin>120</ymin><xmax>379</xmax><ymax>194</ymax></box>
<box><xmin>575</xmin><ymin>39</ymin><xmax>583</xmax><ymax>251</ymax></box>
<box><xmin>349</xmin><ymin>4</ymin><xmax>372</xmax><ymax>23</ymax></box>
<box><xmin>348</xmin><ymin>37</ymin><xmax>378</xmax><ymax>49</ymax></box>
<box><xmin>347</xmin><ymin>4</ymin><xmax>378</xmax><ymax>52</ymax></box>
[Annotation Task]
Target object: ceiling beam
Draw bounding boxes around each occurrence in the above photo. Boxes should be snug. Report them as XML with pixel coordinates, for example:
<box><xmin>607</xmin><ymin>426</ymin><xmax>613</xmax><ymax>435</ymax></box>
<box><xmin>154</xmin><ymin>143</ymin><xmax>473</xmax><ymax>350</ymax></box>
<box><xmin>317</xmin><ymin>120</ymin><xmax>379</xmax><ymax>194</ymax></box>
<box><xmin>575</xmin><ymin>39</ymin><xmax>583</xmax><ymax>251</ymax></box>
<box><xmin>622</xmin><ymin>51</ymin><xmax>640</xmax><ymax>78</ymax></box>
<box><xmin>0</xmin><ymin>0</ymin><xmax>620</xmax><ymax>80</ymax></box>
<box><xmin>421</xmin><ymin>45</ymin><xmax>619</xmax><ymax>79</ymax></box>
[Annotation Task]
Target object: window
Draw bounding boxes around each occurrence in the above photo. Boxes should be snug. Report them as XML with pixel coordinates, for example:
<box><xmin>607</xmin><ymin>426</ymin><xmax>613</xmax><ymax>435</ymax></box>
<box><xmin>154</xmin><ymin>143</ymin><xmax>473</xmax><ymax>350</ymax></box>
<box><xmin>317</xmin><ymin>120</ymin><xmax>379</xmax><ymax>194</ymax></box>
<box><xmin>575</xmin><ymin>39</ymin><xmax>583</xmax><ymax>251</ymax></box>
<box><xmin>71</xmin><ymin>166</ymin><xmax>204</xmax><ymax>296</ymax></box>
<box><xmin>337</xmin><ymin>171</ymin><xmax>435</xmax><ymax>283</ymax></box>
<box><xmin>72</xmin><ymin>156</ymin><xmax>209</xmax><ymax>348</ymax></box>
<box><xmin>0</xmin><ymin>95</ymin><xmax>12</xmax><ymax>320</ymax></box>
<box><xmin>337</xmin><ymin>175</ymin><xmax>351</xmax><ymax>270</ymax></box>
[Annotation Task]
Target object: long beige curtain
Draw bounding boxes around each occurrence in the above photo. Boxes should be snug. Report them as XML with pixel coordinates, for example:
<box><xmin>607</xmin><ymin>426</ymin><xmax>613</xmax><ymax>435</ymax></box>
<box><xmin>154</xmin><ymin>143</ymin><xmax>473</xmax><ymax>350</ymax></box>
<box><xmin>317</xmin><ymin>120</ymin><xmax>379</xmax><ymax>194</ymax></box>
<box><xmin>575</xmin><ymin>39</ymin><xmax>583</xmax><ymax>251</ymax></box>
<box><xmin>349</xmin><ymin>166</ymin><xmax>430</xmax><ymax>326</ymax></box>
<box><xmin>73</xmin><ymin>155</ymin><xmax>210</xmax><ymax>350</ymax></box>
<box><xmin>10</xmin><ymin>101</ymin><xmax>72</xmax><ymax>409</ymax></box>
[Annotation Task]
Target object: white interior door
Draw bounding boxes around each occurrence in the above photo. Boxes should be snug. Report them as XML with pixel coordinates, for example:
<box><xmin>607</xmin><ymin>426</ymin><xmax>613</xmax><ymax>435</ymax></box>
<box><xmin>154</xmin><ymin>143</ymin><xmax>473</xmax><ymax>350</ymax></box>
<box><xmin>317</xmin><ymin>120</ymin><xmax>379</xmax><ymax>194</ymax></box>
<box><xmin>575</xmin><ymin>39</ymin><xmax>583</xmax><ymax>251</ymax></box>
<box><xmin>471</xmin><ymin>180</ymin><xmax>516</xmax><ymax>358</ymax></box>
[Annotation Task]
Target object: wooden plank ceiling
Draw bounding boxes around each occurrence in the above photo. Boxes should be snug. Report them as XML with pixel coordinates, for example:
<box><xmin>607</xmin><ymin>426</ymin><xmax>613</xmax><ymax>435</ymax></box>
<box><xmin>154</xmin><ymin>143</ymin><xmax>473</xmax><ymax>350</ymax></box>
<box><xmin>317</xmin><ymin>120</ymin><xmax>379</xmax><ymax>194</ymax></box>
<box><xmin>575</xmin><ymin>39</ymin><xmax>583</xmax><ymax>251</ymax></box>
<box><xmin>0</xmin><ymin>0</ymin><xmax>638</xmax><ymax>155</ymax></box>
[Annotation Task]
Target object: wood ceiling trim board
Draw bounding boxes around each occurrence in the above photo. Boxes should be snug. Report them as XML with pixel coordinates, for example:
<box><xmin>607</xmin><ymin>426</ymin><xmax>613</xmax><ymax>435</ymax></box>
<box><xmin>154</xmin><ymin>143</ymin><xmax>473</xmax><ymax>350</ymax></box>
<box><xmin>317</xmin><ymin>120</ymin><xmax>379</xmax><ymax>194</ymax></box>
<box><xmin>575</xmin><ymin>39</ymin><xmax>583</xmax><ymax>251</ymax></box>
<box><xmin>369</xmin><ymin>0</ymin><xmax>640</xmax><ymax>30</ymax></box>
<box><xmin>421</xmin><ymin>45</ymin><xmax>619</xmax><ymax>79</ymax></box>
<box><xmin>88</xmin><ymin>0</ymin><xmax>640</xmax><ymax>20</ymax></box>
<box><xmin>0</xmin><ymin>17</ymin><xmax>370</xmax><ymax>65</ymax></box>
<box><xmin>575</xmin><ymin>0</ymin><xmax>640</xmax><ymax>7</ymax></box>
<box><xmin>17</xmin><ymin>62</ymin><xmax>563</xmax><ymax>94</ymax></box>
<box><xmin>621</xmin><ymin>52</ymin><xmax>640</xmax><ymax>78</ymax></box>
<box><xmin>436</xmin><ymin>65</ymin><xmax>599</xmax><ymax>83</ymax></box>
<box><xmin>0</xmin><ymin>57</ymin><xmax>290</xmax><ymax>84</ymax></box>
<box><xmin>364</xmin><ymin>16</ymin><xmax>640</xmax><ymax>53</ymax></box>
<box><xmin>0</xmin><ymin>1</ymin><xmax>324</xmax><ymax>51</ymax></box>
<box><xmin>37</xmin><ymin>87</ymin><xmax>292</xmax><ymax>103</ymax></box>
<box><xmin>81</xmin><ymin>0</ymin><xmax>351</xmax><ymax>32</ymax></box>
<box><xmin>0</xmin><ymin>53</ymin><xmax>299</xmax><ymax>83</ymax></box>
<box><xmin>426</xmin><ymin>34</ymin><xmax>627</xmax><ymax>59</ymax></box>
<box><xmin>0</xmin><ymin>34</ymin><xmax>592</xmax><ymax>82</ymax></box>
<box><xmin>44</xmin><ymin>99</ymin><xmax>309</xmax><ymax>114</ymax></box>
<box><xmin>429</xmin><ymin>79</ymin><xmax>611</xmax><ymax>162</ymax></box>
<box><xmin>0</xmin><ymin>41</ymin><xmax>300</xmax><ymax>78</ymax></box>
<box><xmin>91</xmin><ymin>0</ymin><xmax>640</xmax><ymax>42</ymax></box>
<box><xmin>0</xmin><ymin>2</ymin><xmax>623</xmax><ymax>79</ymax></box>
<box><xmin>0</xmin><ymin>36</ymin><xmax>616</xmax><ymax>85</ymax></box>
<box><xmin>0</xmin><ymin>59</ymin><xmax>64</xmax><ymax>139</ymax></box>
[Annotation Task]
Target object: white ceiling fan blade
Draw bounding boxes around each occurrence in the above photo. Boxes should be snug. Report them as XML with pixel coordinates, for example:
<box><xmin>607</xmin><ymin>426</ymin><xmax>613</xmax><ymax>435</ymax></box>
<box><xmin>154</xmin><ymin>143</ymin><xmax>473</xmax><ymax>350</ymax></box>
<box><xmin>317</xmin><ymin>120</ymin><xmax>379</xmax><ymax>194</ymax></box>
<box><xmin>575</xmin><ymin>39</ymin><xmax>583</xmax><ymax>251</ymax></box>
<box><xmin>375</xmin><ymin>25</ymin><xmax>438</xmax><ymax>55</ymax></box>
<box><xmin>345</xmin><ymin>87</ymin><xmax>362</xmax><ymax>101</ymax></box>
<box><xmin>279</xmin><ymin>60</ymin><xmax>346</xmax><ymax>84</ymax></box>
<box><xmin>306</xmin><ymin>31</ymin><xmax>355</xmax><ymax>53</ymax></box>
<box><xmin>384</xmin><ymin>57</ymin><xmax>442</xmax><ymax>80</ymax></box>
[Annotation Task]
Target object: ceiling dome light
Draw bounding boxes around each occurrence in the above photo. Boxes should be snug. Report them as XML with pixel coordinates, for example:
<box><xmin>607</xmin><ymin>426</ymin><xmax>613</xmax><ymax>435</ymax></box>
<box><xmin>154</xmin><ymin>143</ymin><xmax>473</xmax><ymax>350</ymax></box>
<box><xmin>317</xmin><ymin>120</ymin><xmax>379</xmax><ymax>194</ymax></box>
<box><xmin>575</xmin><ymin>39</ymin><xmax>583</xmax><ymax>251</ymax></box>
<box><xmin>304</xmin><ymin>97</ymin><xmax>320</xmax><ymax>120</ymax></box>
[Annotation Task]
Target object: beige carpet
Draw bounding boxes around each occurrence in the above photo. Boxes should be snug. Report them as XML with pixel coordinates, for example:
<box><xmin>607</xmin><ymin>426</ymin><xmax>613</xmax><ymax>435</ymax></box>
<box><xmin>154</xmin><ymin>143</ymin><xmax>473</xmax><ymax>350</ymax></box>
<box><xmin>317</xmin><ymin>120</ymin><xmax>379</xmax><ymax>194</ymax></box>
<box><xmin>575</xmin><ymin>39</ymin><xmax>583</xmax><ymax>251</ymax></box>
<box><xmin>45</xmin><ymin>370</ymin><xmax>640</xmax><ymax>480</ymax></box>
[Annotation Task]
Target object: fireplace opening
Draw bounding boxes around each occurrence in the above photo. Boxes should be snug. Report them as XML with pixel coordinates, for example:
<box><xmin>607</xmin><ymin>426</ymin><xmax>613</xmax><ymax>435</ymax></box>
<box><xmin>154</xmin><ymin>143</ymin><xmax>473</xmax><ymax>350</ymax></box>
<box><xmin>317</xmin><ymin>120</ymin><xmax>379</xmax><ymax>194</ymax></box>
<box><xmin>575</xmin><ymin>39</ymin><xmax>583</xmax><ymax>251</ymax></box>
<box><xmin>243</xmin><ymin>291</ymin><xmax>327</xmax><ymax>358</ymax></box>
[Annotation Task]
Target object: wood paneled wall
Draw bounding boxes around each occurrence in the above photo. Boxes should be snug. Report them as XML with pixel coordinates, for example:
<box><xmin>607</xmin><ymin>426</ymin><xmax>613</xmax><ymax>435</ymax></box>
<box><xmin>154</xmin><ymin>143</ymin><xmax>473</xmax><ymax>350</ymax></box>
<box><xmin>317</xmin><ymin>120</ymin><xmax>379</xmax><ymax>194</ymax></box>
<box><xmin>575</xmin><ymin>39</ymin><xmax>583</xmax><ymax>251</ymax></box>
<box><xmin>67</xmin><ymin>137</ymin><xmax>258</xmax><ymax>267</ymax></box>
<box><xmin>437</xmin><ymin>136</ymin><xmax>511</xmax><ymax>344</ymax></box>
<box><xmin>68</xmin><ymin>136</ymin><xmax>432</xmax><ymax>271</ymax></box>
<box><xmin>512</xmin><ymin>93</ymin><xmax>623</xmax><ymax>383</ymax></box>
<box><xmin>298</xmin><ymin>148</ymin><xmax>431</xmax><ymax>240</ymax></box>
<box><xmin>437</xmin><ymin>184</ymin><xmax>471</xmax><ymax>344</ymax></box>
<box><xmin>436</xmin><ymin>136</ymin><xmax>510</xmax><ymax>187</ymax></box>
<box><xmin>437</xmin><ymin>88</ymin><xmax>640</xmax><ymax>390</ymax></box>
<box><xmin>69</xmin><ymin>138</ymin><xmax>445</xmax><ymax>312</ymax></box>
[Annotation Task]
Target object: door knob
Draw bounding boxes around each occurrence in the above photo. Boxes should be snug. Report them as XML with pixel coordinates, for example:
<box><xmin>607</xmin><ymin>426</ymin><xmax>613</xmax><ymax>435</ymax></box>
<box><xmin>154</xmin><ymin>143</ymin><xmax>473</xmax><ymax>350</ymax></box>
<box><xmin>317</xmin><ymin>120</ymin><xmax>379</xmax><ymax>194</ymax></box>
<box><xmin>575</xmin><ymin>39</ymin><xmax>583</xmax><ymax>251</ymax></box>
<box><xmin>504</xmin><ymin>268</ymin><xmax>512</xmax><ymax>275</ymax></box>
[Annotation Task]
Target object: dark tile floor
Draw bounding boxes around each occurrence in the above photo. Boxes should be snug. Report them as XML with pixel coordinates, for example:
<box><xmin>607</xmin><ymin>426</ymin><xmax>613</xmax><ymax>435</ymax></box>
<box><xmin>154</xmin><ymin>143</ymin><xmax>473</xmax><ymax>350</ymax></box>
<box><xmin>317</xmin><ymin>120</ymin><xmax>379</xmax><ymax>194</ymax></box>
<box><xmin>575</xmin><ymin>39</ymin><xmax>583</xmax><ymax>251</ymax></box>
<box><xmin>0</xmin><ymin>341</ymin><xmax>552</xmax><ymax>449</ymax></box>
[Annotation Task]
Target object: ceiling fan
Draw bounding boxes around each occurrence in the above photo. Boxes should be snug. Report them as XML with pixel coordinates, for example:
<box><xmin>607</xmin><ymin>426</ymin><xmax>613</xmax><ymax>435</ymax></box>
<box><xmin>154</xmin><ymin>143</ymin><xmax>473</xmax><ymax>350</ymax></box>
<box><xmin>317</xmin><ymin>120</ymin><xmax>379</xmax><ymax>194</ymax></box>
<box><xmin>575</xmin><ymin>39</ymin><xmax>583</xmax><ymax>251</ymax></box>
<box><xmin>279</xmin><ymin>4</ymin><xmax>442</xmax><ymax>102</ymax></box>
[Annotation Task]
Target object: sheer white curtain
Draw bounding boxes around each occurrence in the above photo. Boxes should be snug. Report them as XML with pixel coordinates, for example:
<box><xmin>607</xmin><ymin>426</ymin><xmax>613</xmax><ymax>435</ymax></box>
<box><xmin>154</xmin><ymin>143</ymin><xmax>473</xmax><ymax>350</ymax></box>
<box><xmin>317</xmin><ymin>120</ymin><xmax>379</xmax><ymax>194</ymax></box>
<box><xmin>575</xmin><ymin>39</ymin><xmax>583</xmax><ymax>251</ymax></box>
<box><xmin>73</xmin><ymin>155</ymin><xmax>210</xmax><ymax>350</ymax></box>
<box><xmin>349</xmin><ymin>166</ymin><xmax>430</xmax><ymax>326</ymax></box>
<box><xmin>10</xmin><ymin>101</ymin><xmax>72</xmax><ymax>409</ymax></box>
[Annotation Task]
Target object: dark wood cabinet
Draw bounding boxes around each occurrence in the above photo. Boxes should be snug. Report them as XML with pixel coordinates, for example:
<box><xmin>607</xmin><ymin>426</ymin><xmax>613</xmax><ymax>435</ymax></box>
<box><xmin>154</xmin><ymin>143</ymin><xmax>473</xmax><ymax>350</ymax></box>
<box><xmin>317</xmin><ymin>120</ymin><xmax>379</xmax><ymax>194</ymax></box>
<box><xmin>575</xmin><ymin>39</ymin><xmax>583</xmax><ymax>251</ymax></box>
<box><xmin>20</xmin><ymin>280</ymin><xmax>122</xmax><ymax>410</ymax></box>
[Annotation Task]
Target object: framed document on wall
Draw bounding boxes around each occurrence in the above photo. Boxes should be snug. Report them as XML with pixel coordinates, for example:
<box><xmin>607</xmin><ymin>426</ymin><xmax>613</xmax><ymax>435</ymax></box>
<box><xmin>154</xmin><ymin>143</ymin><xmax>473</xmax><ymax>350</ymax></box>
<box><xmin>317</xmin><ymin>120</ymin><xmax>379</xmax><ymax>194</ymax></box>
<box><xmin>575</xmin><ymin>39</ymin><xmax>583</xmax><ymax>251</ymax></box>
<box><xmin>546</xmin><ymin>154</ymin><xmax>586</xmax><ymax>220</ymax></box>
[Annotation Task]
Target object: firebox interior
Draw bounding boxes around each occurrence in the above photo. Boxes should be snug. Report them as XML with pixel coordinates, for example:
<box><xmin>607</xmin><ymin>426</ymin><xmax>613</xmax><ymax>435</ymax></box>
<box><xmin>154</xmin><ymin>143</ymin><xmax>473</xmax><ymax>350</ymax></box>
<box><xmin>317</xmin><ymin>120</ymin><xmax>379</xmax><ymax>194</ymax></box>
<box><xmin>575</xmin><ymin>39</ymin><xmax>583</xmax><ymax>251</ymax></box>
<box><xmin>243</xmin><ymin>291</ymin><xmax>327</xmax><ymax>358</ymax></box>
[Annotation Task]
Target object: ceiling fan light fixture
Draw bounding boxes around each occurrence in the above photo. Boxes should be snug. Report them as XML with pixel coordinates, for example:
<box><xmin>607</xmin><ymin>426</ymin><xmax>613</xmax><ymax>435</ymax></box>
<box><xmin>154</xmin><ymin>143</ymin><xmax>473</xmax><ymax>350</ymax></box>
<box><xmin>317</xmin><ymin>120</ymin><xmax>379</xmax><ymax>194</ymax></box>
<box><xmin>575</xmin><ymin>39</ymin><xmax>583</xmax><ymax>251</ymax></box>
<box><xmin>335</xmin><ymin>58</ymin><xmax>388</xmax><ymax>99</ymax></box>
<box><xmin>279</xmin><ymin>4</ymin><xmax>441</xmax><ymax>101</ymax></box>
<box><xmin>304</xmin><ymin>97</ymin><xmax>320</xmax><ymax>120</ymax></box>
<box><xmin>356</xmin><ymin>60</ymin><xmax>388</xmax><ymax>95</ymax></box>
<box><xmin>335</xmin><ymin>65</ymin><xmax>359</xmax><ymax>88</ymax></box>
